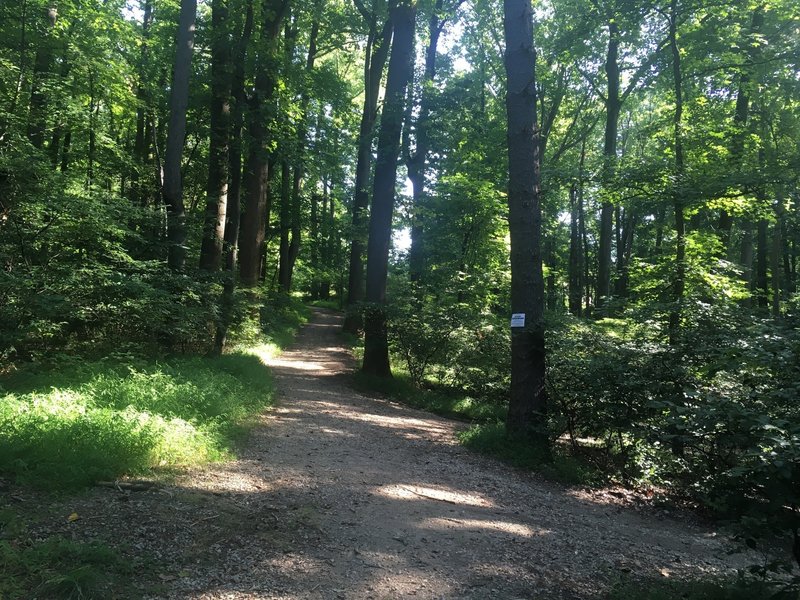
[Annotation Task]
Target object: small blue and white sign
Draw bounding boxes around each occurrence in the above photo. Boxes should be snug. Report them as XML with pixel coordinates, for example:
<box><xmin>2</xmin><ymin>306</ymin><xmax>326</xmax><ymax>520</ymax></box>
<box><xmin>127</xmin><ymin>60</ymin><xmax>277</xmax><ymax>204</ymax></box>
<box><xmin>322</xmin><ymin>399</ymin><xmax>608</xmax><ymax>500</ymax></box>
<box><xmin>510</xmin><ymin>313</ymin><xmax>526</xmax><ymax>328</ymax></box>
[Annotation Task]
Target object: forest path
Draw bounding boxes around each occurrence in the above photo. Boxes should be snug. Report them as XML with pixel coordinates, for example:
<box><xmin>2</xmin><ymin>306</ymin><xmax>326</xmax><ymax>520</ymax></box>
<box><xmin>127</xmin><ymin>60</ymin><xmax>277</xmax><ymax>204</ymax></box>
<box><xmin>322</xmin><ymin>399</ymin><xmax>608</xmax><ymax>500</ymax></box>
<box><xmin>26</xmin><ymin>309</ymin><xmax>743</xmax><ymax>599</ymax></box>
<box><xmin>163</xmin><ymin>308</ymin><xmax>741</xmax><ymax>599</ymax></box>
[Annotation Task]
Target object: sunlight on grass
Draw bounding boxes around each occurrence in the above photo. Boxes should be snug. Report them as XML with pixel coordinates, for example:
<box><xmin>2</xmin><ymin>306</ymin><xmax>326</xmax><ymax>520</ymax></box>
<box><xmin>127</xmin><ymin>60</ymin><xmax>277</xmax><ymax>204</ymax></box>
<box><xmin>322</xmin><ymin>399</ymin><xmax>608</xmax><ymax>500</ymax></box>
<box><xmin>0</xmin><ymin>352</ymin><xmax>275</xmax><ymax>489</ymax></box>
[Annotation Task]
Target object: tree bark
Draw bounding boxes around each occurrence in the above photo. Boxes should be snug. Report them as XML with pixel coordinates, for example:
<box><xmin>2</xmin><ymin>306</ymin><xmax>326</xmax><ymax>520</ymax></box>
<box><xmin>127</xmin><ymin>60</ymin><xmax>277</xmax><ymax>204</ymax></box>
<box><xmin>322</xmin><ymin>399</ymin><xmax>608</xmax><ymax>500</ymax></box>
<box><xmin>503</xmin><ymin>0</ymin><xmax>547</xmax><ymax>445</ymax></box>
<box><xmin>362</xmin><ymin>0</ymin><xmax>416</xmax><ymax>377</ymax></box>
<box><xmin>199</xmin><ymin>0</ymin><xmax>232</xmax><ymax>271</ymax></box>
<box><xmin>213</xmin><ymin>0</ymin><xmax>254</xmax><ymax>355</ymax></box>
<box><xmin>406</xmin><ymin>0</ymin><xmax>446</xmax><ymax>282</ymax></box>
<box><xmin>597</xmin><ymin>19</ymin><xmax>620</xmax><ymax>307</ymax></box>
<box><xmin>162</xmin><ymin>0</ymin><xmax>197</xmax><ymax>271</ymax></box>
<box><xmin>343</xmin><ymin>5</ymin><xmax>394</xmax><ymax>333</ymax></box>
<box><xmin>27</xmin><ymin>6</ymin><xmax>57</xmax><ymax>150</ymax></box>
<box><xmin>239</xmin><ymin>0</ymin><xmax>288</xmax><ymax>286</ymax></box>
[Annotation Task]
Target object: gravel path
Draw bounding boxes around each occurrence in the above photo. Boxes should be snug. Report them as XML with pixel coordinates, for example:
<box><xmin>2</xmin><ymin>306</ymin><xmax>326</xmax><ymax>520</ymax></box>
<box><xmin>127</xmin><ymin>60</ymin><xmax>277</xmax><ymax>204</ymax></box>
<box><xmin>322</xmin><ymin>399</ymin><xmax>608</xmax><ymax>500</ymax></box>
<box><xmin>18</xmin><ymin>308</ymin><xmax>745</xmax><ymax>599</ymax></box>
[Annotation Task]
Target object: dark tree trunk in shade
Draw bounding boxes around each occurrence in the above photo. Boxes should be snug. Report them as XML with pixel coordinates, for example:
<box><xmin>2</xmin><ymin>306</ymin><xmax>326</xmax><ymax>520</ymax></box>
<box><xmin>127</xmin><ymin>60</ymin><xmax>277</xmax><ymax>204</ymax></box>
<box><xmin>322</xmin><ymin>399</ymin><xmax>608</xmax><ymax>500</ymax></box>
<box><xmin>27</xmin><ymin>6</ymin><xmax>57</xmax><ymax>149</ymax></box>
<box><xmin>597</xmin><ymin>19</ymin><xmax>619</xmax><ymax>307</ymax></box>
<box><xmin>130</xmin><ymin>0</ymin><xmax>153</xmax><ymax>206</ymax></box>
<box><xmin>362</xmin><ymin>1</ymin><xmax>416</xmax><ymax>377</ymax></box>
<box><xmin>568</xmin><ymin>183</ymin><xmax>583</xmax><ymax>316</ymax></box>
<box><xmin>278</xmin><ymin>160</ymin><xmax>292</xmax><ymax>291</ymax></box>
<box><xmin>239</xmin><ymin>0</ymin><xmax>288</xmax><ymax>287</ymax></box>
<box><xmin>343</xmin><ymin>6</ymin><xmax>394</xmax><ymax>333</ymax></box>
<box><xmin>406</xmin><ymin>0</ymin><xmax>445</xmax><ymax>282</ymax></box>
<box><xmin>213</xmin><ymin>0</ymin><xmax>254</xmax><ymax>356</ymax></box>
<box><xmin>199</xmin><ymin>0</ymin><xmax>232</xmax><ymax>271</ymax></box>
<box><xmin>162</xmin><ymin>0</ymin><xmax>196</xmax><ymax>271</ymax></box>
<box><xmin>756</xmin><ymin>218</ymin><xmax>768</xmax><ymax>308</ymax></box>
<box><xmin>503</xmin><ymin>0</ymin><xmax>548</xmax><ymax>445</ymax></box>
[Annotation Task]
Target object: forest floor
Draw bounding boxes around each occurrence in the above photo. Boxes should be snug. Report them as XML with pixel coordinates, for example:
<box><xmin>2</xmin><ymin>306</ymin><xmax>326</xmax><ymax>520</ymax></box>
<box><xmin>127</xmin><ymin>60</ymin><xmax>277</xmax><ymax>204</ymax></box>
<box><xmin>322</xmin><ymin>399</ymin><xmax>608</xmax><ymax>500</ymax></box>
<box><xmin>10</xmin><ymin>308</ymin><xmax>750</xmax><ymax>599</ymax></box>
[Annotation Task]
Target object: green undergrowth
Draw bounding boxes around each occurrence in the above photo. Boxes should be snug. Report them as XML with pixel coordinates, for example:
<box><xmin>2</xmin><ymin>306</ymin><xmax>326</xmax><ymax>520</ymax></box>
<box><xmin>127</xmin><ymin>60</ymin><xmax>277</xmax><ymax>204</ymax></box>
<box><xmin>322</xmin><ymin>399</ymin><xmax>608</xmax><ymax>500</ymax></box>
<box><xmin>353</xmin><ymin>369</ymin><xmax>506</xmax><ymax>423</ymax></box>
<box><xmin>0</xmin><ymin>508</ymin><xmax>136</xmax><ymax>600</ymax></box>
<box><xmin>607</xmin><ymin>573</ymin><xmax>797</xmax><ymax>600</ymax></box>
<box><xmin>458</xmin><ymin>422</ymin><xmax>607</xmax><ymax>486</ymax></box>
<box><xmin>0</xmin><ymin>350</ymin><xmax>275</xmax><ymax>489</ymax></box>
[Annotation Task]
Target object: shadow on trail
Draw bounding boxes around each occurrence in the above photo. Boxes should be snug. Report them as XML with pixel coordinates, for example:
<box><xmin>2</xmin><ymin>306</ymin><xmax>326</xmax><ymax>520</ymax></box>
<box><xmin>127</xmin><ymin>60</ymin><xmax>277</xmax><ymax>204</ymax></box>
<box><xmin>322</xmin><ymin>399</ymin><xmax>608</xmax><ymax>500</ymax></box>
<box><xmin>140</xmin><ymin>309</ymin><xmax>741</xmax><ymax>599</ymax></box>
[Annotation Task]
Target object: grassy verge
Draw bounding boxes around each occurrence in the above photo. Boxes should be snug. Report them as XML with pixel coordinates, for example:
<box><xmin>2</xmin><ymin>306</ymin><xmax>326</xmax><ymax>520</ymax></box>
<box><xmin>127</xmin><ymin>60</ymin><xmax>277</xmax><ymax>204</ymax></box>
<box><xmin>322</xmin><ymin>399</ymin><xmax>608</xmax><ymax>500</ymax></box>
<box><xmin>0</xmin><ymin>350</ymin><xmax>275</xmax><ymax>489</ymax></box>
<box><xmin>0</xmin><ymin>295</ymin><xmax>309</xmax><ymax>491</ymax></box>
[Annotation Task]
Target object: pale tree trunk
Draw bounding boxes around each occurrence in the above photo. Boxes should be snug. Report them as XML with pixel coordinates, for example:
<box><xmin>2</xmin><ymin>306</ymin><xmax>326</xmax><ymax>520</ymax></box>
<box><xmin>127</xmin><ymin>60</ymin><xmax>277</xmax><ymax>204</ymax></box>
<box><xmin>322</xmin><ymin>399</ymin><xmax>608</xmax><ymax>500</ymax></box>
<box><xmin>362</xmin><ymin>0</ymin><xmax>416</xmax><ymax>377</ymax></box>
<box><xmin>503</xmin><ymin>0</ymin><xmax>547</xmax><ymax>446</ymax></box>
<box><xmin>162</xmin><ymin>0</ymin><xmax>197</xmax><ymax>271</ymax></box>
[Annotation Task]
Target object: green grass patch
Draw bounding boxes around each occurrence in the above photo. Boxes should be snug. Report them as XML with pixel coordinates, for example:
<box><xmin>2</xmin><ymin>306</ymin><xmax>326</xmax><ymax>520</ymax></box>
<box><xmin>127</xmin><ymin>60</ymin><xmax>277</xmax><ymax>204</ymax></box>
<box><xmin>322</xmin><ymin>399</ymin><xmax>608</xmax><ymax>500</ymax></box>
<box><xmin>0</xmin><ymin>350</ymin><xmax>275</xmax><ymax>489</ymax></box>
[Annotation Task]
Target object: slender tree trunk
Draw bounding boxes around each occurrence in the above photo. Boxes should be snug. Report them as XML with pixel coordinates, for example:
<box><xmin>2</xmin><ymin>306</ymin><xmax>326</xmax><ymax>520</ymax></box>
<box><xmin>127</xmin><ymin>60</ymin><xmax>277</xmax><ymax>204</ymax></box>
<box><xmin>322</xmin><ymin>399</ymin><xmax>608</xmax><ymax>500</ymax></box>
<box><xmin>131</xmin><ymin>0</ymin><xmax>153</xmax><ymax>207</ymax></box>
<box><xmin>667</xmin><ymin>0</ymin><xmax>685</xmax><ymax>345</ymax></box>
<box><xmin>772</xmin><ymin>192</ymin><xmax>784</xmax><ymax>318</ymax></box>
<box><xmin>406</xmin><ymin>0</ymin><xmax>445</xmax><ymax>282</ymax></box>
<box><xmin>756</xmin><ymin>217</ymin><xmax>768</xmax><ymax>308</ymax></box>
<box><xmin>716</xmin><ymin>6</ymin><xmax>764</xmax><ymax>255</ymax></box>
<box><xmin>362</xmin><ymin>0</ymin><xmax>416</xmax><ymax>377</ymax></box>
<box><xmin>568</xmin><ymin>183</ymin><xmax>582</xmax><ymax>316</ymax></box>
<box><xmin>213</xmin><ymin>0</ymin><xmax>254</xmax><ymax>355</ymax></box>
<box><xmin>162</xmin><ymin>0</ymin><xmax>197</xmax><ymax>271</ymax></box>
<box><xmin>343</xmin><ymin>8</ymin><xmax>394</xmax><ymax>333</ymax></box>
<box><xmin>199</xmin><ymin>0</ymin><xmax>232</xmax><ymax>271</ymax></box>
<box><xmin>597</xmin><ymin>19</ymin><xmax>620</xmax><ymax>307</ymax></box>
<box><xmin>503</xmin><ymin>0</ymin><xmax>547</xmax><ymax>446</ymax></box>
<box><xmin>278</xmin><ymin>160</ymin><xmax>292</xmax><ymax>290</ymax></box>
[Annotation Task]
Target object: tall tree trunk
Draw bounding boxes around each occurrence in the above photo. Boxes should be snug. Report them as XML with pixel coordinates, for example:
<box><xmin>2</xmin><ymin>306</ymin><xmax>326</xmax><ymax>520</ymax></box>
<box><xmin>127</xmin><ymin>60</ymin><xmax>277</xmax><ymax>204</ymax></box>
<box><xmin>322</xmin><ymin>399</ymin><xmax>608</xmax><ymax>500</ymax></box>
<box><xmin>131</xmin><ymin>0</ymin><xmax>153</xmax><ymax>207</ymax></box>
<box><xmin>199</xmin><ymin>0</ymin><xmax>232</xmax><ymax>271</ymax></box>
<box><xmin>278</xmin><ymin>159</ymin><xmax>292</xmax><ymax>290</ymax></box>
<box><xmin>162</xmin><ymin>0</ymin><xmax>197</xmax><ymax>271</ymax></box>
<box><xmin>239</xmin><ymin>0</ymin><xmax>288</xmax><ymax>286</ymax></box>
<box><xmin>716</xmin><ymin>6</ymin><xmax>764</xmax><ymax>254</ymax></box>
<box><xmin>756</xmin><ymin>217</ymin><xmax>768</xmax><ymax>308</ymax></box>
<box><xmin>597</xmin><ymin>19</ymin><xmax>620</xmax><ymax>307</ymax></box>
<box><xmin>406</xmin><ymin>0</ymin><xmax>445</xmax><ymax>282</ymax></box>
<box><xmin>667</xmin><ymin>0</ymin><xmax>685</xmax><ymax>345</ymax></box>
<box><xmin>772</xmin><ymin>191</ymin><xmax>784</xmax><ymax>318</ymax></box>
<box><xmin>343</xmin><ymin>6</ymin><xmax>394</xmax><ymax>333</ymax></box>
<box><xmin>362</xmin><ymin>0</ymin><xmax>416</xmax><ymax>377</ymax></box>
<box><xmin>27</xmin><ymin>6</ymin><xmax>57</xmax><ymax>149</ymax></box>
<box><xmin>213</xmin><ymin>0</ymin><xmax>254</xmax><ymax>355</ymax></box>
<box><xmin>503</xmin><ymin>0</ymin><xmax>547</xmax><ymax>446</ymax></box>
<box><xmin>568</xmin><ymin>183</ymin><xmax>582</xmax><ymax>316</ymax></box>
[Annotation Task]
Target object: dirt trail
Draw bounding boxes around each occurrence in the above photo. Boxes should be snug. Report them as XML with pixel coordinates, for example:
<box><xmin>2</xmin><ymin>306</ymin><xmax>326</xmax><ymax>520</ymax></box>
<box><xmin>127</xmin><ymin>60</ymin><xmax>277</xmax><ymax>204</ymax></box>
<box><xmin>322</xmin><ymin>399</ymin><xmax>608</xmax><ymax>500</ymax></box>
<box><xmin>22</xmin><ymin>309</ymin><xmax>745</xmax><ymax>599</ymax></box>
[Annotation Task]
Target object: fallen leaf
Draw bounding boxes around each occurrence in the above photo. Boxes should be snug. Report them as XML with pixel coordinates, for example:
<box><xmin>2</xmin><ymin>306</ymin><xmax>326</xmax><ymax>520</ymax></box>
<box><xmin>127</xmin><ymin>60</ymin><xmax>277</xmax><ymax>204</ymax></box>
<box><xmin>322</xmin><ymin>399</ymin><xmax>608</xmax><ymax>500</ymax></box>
<box><xmin>67</xmin><ymin>512</ymin><xmax>80</xmax><ymax>523</ymax></box>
